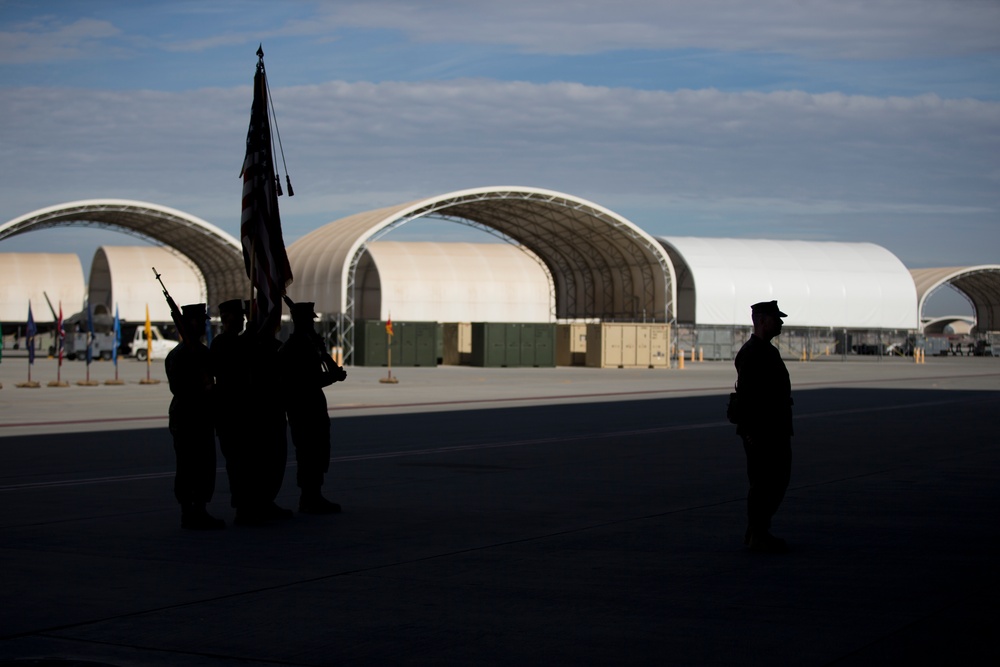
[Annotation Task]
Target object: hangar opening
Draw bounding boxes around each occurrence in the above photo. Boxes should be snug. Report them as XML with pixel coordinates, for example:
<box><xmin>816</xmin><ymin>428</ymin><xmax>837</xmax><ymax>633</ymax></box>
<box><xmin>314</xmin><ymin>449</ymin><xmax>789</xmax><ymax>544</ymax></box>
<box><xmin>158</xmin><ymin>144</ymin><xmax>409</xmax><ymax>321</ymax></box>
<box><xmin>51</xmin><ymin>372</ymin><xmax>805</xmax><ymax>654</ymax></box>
<box><xmin>0</xmin><ymin>199</ymin><xmax>245</xmax><ymax>314</ymax></box>
<box><xmin>911</xmin><ymin>266</ymin><xmax>1000</xmax><ymax>334</ymax></box>
<box><xmin>287</xmin><ymin>187</ymin><xmax>676</xmax><ymax>365</ymax></box>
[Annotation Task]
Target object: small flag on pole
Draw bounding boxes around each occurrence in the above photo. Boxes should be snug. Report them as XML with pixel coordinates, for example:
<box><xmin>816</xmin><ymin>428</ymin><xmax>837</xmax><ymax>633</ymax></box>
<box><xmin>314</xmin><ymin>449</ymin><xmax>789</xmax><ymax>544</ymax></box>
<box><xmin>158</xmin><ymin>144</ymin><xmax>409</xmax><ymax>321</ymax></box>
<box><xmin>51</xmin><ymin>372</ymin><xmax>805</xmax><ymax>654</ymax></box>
<box><xmin>138</xmin><ymin>304</ymin><xmax>160</xmax><ymax>385</ymax></box>
<box><xmin>145</xmin><ymin>304</ymin><xmax>153</xmax><ymax>365</ymax></box>
<box><xmin>379</xmin><ymin>312</ymin><xmax>398</xmax><ymax>384</ymax></box>
<box><xmin>26</xmin><ymin>302</ymin><xmax>36</xmax><ymax>367</ymax></box>
<box><xmin>105</xmin><ymin>302</ymin><xmax>125</xmax><ymax>384</ymax></box>
<box><xmin>113</xmin><ymin>303</ymin><xmax>121</xmax><ymax>367</ymax></box>
<box><xmin>85</xmin><ymin>303</ymin><xmax>94</xmax><ymax>367</ymax></box>
<box><xmin>57</xmin><ymin>302</ymin><xmax>64</xmax><ymax>366</ymax></box>
<box><xmin>52</xmin><ymin>301</ymin><xmax>67</xmax><ymax>386</ymax></box>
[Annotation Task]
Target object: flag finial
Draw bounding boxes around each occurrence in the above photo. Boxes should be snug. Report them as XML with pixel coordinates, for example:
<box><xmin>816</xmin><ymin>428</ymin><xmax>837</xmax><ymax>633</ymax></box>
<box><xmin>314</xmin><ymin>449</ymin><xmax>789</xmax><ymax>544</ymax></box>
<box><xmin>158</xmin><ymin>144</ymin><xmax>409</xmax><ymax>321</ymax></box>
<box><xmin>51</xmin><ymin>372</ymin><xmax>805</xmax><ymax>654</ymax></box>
<box><xmin>257</xmin><ymin>44</ymin><xmax>264</xmax><ymax>59</ymax></box>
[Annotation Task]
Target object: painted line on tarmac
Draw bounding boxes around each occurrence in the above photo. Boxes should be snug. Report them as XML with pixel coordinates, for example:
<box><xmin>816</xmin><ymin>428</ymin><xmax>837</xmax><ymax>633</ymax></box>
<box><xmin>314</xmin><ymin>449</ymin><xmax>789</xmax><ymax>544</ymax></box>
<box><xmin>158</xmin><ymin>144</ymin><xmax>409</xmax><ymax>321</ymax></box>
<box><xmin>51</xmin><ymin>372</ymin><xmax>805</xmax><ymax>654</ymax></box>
<box><xmin>5</xmin><ymin>370</ymin><xmax>997</xmax><ymax>431</ymax></box>
<box><xmin>0</xmin><ymin>414</ymin><xmax>168</xmax><ymax>430</ymax></box>
<box><xmin>2</xmin><ymin>393</ymin><xmax>994</xmax><ymax>493</ymax></box>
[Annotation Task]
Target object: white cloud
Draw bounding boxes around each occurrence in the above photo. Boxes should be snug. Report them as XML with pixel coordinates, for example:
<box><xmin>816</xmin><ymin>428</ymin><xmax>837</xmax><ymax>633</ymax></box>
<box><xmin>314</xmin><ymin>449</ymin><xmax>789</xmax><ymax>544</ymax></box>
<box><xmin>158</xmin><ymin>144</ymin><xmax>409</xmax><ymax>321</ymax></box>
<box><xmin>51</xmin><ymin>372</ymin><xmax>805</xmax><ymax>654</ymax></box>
<box><xmin>315</xmin><ymin>0</ymin><xmax>1000</xmax><ymax>58</ymax></box>
<box><xmin>1</xmin><ymin>78</ymin><xmax>998</xmax><ymax>265</ymax></box>
<box><xmin>6</xmin><ymin>1</ymin><xmax>996</xmax><ymax>64</ymax></box>
<box><xmin>0</xmin><ymin>17</ymin><xmax>123</xmax><ymax>64</ymax></box>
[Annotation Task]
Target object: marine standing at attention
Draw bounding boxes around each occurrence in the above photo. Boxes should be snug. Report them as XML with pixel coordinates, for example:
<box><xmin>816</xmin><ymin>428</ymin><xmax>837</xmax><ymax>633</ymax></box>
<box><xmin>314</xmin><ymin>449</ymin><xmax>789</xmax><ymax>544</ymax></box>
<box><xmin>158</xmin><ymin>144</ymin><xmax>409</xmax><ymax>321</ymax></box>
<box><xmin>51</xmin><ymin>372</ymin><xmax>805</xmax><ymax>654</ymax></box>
<box><xmin>279</xmin><ymin>302</ymin><xmax>348</xmax><ymax>514</ymax></box>
<box><xmin>212</xmin><ymin>299</ymin><xmax>293</xmax><ymax>525</ymax></box>
<box><xmin>165</xmin><ymin>303</ymin><xmax>225</xmax><ymax>530</ymax></box>
<box><xmin>211</xmin><ymin>299</ymin><xmax>257</xmax><ymax>522</ymax></box>
<box><xmin>734</xmin><ymin>300</ymin><xmax>793</xmax><ymax>553</ymax></box>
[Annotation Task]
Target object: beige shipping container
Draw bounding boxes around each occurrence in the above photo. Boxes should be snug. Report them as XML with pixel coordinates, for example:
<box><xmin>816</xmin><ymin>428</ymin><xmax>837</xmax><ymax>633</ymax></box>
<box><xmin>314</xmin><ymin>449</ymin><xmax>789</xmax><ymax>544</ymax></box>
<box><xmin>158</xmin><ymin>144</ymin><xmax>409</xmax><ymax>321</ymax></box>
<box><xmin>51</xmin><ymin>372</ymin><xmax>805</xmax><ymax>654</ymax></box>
<box><xmin>585</xmin><ymin>323</ymin><xmax>670</xmax><ymax>368</ymax></box>
<box><xmin>441</xmin><ymin>322</ymin><xmax>473</xmax><ymax>365</ymax></box>
<box><xmin>556</xmin><ymin>323</ymin><xmax>588</xmax><ymax>366</ymax></box>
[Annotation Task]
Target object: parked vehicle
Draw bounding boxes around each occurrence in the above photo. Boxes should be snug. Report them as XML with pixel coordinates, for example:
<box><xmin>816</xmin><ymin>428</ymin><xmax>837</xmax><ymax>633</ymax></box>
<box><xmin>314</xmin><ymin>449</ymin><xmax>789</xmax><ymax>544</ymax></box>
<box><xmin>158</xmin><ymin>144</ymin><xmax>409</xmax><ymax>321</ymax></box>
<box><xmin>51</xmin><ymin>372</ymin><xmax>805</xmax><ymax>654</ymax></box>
<box><xmin>129</xmin><ymin>325</ymin><xmax>179</xmax><ymax>361</ymax></box>
<box><xmin>64</xmin><ymin>332</ymin><xmax>116</xmax><ymax>361</ymax></box>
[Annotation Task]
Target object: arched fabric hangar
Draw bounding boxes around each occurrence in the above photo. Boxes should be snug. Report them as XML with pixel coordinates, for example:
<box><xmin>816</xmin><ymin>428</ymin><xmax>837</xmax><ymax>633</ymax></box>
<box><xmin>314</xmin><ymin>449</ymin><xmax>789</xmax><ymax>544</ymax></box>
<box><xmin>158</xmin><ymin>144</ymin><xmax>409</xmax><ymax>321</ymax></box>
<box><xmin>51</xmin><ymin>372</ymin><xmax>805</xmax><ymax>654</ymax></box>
<box><xmin>355</xmin><ymin>241</ymin><xmax>555</xmax><ymax>323</ymax></box>
<box><xmin>88</xmin><ymin>246</ymin><xmax>206</xmax><ymax>322</ymax></box>
<box><xmin>287</xmin><ymin>187</ymin><xmax>675</xmax><ymax>364</ymax></box>
<box><xmin>0</xmin><ymin>253</ymin><xmax>85</xmax><ymax>323</ymax></box>
<box><xmin>0</xmin><ymin>199</ymin><xmax>245</xmax><ymax>309</ymax></box>
<box><xmin>657</xmin><ymin>236</ymin><xmax>919</xmax><ymax>329</ymax></box>
<box><xmin>910</xmin><ymin>266</ymin><xmax>1000</xmax><ymax>333</ymax></box>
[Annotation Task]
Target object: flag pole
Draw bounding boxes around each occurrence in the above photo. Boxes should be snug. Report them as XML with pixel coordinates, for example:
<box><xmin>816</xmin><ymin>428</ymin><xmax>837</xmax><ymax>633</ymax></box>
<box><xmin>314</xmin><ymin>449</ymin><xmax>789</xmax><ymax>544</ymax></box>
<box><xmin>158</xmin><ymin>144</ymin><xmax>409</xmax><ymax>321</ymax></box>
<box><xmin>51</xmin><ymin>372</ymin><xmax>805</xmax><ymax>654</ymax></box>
<box><xmin>17</xmin><ymin>302</ymin><xmax>40</xmax><ymax>388</ymax></box>
<box><xmin>78</xmin><ymin>303</ymin><xmax>98</xmax><ymax>386</ymax></box>
<box><xmin>140</xmin><ymin>303</ymin><xmax>160</xmax><ymax>385</ymax></box>
<box><xmin>379</xmin><ymin>312</ymin><xmax>398</xmax><ymax>384</ymax></box>
<box><xmin>49</xmin><ymin>301</ymin><xmax>68</xmax><ymax>387</ymax></box>
<box><xmin>106</xmin><ymin>302</ymin><xmax>124</xmax><ymax>385</ymax></box>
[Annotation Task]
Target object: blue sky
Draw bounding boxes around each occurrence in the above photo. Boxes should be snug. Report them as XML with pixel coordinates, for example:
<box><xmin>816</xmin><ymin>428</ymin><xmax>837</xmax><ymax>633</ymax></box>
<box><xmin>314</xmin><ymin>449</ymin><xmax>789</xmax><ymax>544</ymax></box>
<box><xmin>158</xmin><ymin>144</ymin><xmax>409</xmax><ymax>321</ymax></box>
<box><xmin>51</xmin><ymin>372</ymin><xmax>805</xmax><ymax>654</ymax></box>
<box><xmin>2</xmin><ymin>0</ymin><xmax>999</xmax><ymax>314</ymax></box>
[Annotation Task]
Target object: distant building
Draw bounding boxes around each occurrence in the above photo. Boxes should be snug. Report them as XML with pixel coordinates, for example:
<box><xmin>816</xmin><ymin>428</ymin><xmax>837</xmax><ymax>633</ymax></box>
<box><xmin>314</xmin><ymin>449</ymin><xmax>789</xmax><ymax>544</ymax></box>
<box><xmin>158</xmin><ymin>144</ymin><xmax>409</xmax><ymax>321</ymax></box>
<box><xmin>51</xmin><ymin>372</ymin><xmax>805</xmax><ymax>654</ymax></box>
<box><xmin>0</xmin><ymin>252</ymin><xmax>85</xmax><ymax>323</ymax></box>
<box><xmin>2</xmin><ymin>191</ymin><xmax>998</xmax><ymax>363</ymax></box>
<box><xmin>88</xmin><ymin>245</ymin><xmax>204</xmax><ymax>323</ymax></box>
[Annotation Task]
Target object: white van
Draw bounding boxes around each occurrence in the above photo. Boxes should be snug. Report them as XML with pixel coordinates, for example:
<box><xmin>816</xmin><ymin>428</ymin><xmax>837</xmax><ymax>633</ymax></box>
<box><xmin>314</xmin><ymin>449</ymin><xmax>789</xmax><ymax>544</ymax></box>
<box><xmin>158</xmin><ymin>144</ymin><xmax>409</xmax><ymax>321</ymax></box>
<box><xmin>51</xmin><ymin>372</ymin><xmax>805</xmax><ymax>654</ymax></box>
<box><xmin>131</xmin><ymin>325</ymin><xmax>179</xmax><ymax>361</ymax></box>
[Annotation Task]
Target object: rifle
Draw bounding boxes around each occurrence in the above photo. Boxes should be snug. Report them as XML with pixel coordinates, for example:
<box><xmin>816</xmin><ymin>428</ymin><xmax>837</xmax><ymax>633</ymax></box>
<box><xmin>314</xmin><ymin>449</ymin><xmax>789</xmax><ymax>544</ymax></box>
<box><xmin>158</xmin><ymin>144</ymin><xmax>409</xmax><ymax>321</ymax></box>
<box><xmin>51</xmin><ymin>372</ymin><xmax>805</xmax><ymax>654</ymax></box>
<box><xmin>152</xmin><ymin>267</ymin><xmax>187</xmax><ymax>341</ymax></box>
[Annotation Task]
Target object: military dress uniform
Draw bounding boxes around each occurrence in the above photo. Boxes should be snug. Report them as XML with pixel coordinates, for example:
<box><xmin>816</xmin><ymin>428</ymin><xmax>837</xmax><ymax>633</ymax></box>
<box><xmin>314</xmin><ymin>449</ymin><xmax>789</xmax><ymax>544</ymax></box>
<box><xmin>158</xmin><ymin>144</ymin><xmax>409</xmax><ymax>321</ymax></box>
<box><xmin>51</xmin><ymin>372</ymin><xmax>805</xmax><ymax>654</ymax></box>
<box><xmin>734</xmin><ymin>301</ymin><xmax>793</xmax><ymax>551</ymax></box>
<box><xmin>166</xmin><ymin>304</ymin><xmax>224</xmax><ymax>530</ymax></box>
<box><xmin>279</xmin><ymin>302</ymin><xmax>347</xmax><ymax>514</ymax></box>
<box><xmin>212</xmin><ymin>299</ymin><xmax>292</xmax><ymax>525</ymax></box>
<box><xmin>210</xmin><ymin>303</ymin><xmax>255</xmax><ymax>515</ymax></box>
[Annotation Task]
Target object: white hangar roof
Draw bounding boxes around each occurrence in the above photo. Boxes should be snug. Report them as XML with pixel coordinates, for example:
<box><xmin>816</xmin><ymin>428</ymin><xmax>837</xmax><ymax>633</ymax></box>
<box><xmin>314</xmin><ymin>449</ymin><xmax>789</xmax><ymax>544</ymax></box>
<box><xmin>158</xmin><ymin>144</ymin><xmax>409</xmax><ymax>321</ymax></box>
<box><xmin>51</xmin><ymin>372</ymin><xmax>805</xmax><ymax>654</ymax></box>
<box><xmin>0</xmin><ymin>253</ymin><xmax>85</xmax><ymax>323</ymax></box>
<box><xmin>0</xmin><ymin>199</ymin><xmax>244</xmax><ymax>308</ymax></box>
<box><xmin>658</xmin><ymin>237</ymin><xmax>919</xmax><ymax>329</ymax></box>
<box><xmin>356</xmin><ymin>241</ymin><xmax>554</xmax><ymax>323</ymax></box>
<box><xmin>88</xmin><ymin>246</ymin><xmax>206</xmax><ymax>323</ymax></box>
<box><xmin>287</xmin><ymin>187</ymin><xmax>674</xmax><ymax>323</ymax></box>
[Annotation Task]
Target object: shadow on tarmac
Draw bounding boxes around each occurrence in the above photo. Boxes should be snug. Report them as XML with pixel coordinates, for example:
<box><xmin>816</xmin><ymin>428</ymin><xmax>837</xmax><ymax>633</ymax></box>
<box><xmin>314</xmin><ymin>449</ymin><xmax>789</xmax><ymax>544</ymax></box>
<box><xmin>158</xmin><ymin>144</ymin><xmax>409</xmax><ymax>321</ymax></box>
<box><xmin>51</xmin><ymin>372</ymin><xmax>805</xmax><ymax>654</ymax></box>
<box><xmin>1</xmin><ymin>386</ymin><xmax>998</xmax><ymax>665</ymax></box>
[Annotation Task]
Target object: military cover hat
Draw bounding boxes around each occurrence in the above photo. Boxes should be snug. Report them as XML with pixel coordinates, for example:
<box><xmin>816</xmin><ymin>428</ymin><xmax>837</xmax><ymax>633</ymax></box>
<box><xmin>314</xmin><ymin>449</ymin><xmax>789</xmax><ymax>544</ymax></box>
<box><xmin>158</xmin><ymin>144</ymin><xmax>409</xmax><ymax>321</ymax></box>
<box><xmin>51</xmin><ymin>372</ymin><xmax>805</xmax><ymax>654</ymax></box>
<box><xmin>289</xmin><ymin>301</ymin><xmax>318</xmax><ymax>319</ymax></box>
<box><xmin>218</xmin><ymin>299</ymin><xmax>244</xmax><ymax>315</ymax></box>
<box><xmin>181</xmin><ymin>303</ymin><xmax>209</xmax><ymax>320</ymax></box>
<box><xmin>751</xmin><ymin>300</ymin><xmax>787</xmax><ymax>317</ymax></box>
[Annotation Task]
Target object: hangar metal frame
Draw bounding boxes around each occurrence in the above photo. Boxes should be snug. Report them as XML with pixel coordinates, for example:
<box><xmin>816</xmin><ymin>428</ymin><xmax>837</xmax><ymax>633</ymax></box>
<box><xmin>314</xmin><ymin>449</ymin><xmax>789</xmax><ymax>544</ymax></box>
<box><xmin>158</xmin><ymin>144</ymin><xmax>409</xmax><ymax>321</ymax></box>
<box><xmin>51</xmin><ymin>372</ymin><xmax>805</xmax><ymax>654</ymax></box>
<box><xmin>911</xmin><ymin>266</ymin><xmax>1000</xmax><ymax>333</ymax></box>
<box><xmin>0</xmin><ymin>200</ymin><xmax>245</xmax><ymax>309</ymax></box>
<box><xmin>287</xmin><ymin>187</ymin><xmax>675</xmax><ymax>366</ymax></box>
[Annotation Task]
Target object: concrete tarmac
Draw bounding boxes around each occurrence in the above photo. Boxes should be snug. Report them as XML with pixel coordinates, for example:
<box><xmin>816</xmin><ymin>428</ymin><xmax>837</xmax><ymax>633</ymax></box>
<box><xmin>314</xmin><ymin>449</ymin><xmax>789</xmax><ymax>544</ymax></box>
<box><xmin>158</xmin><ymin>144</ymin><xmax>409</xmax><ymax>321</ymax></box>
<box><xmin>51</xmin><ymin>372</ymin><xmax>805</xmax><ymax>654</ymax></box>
<box><xmin>1</xmin><ymin>356</ymin><xmax>999</xmax><ymax>665</ymax></box>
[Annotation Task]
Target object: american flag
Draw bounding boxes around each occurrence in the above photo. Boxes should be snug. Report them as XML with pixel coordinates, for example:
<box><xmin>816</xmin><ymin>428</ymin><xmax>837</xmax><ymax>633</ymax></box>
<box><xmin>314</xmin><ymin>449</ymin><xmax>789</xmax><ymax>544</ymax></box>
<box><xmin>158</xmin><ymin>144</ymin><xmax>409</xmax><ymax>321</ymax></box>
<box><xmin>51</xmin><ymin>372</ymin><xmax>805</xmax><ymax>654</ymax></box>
<box><xmin>240</xmin><ymin>48</ymin><xmax>292</xmax><ymax>326</ymax></box>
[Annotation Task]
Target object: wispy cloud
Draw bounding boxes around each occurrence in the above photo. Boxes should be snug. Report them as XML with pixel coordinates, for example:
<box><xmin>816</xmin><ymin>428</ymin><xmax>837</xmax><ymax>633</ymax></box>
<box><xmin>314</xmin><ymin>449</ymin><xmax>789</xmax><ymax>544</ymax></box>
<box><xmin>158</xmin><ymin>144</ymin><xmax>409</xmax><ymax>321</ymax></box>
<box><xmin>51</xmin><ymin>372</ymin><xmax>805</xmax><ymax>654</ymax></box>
<box><xmin>314</xmin><ymin>0</ymin><xmax>1000</xmax><ymax>58</ymax></box>
<box><xmin>2</xmin><ymin>78</ymin><xmax>997</xmax><ymax>265</ymax></box>
<box><xmin>0</xmin><ymin>16</ymin><xmax>124</xmax><ymax>64</ymax></box>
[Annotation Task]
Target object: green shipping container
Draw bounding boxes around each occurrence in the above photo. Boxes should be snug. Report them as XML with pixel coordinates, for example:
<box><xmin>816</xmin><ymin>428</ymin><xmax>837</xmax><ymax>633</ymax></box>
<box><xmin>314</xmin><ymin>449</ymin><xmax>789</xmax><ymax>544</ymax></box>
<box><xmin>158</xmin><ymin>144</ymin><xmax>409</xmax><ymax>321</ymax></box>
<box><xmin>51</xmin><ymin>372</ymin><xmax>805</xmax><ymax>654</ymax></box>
<box><xmin>470</xmin><ymin>323</ymin><xmax>555</xmax><ymax>367</ymax></box>
<box><xmin>353</xmin><ymin>320</ymin><xmax>438</xmax><ymax>367</ymax></box>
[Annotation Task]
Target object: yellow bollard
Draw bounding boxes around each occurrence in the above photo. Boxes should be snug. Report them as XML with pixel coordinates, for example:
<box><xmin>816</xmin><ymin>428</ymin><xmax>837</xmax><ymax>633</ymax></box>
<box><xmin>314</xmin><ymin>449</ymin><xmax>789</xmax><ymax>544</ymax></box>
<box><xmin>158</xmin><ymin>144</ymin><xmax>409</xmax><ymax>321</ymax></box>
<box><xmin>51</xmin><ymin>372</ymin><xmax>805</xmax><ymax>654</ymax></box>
<box><xmin>690</xmin><ymin>349</ymin><xmax>695</xmax><ymax>363</ymax></box>
<box><xmin>678</xmin><ymin>351</ymin><xmax>685</xmax><ymax>369</ymax></box>
<box><xmin>699</xmin><ymin>347</ymin><xmax>704</xmax><ymax>362</ymax></box>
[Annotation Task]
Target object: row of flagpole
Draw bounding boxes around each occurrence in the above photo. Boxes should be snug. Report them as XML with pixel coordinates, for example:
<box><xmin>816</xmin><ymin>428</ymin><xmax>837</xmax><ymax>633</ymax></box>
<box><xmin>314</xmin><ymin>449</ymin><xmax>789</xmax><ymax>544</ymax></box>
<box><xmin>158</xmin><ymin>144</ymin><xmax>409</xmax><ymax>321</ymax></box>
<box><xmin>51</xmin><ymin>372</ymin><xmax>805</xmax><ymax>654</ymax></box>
<box><xmin>6</xmin><ymin>47</ymin><xmax>392</xmax><ymax>392</ymax></box>
<box><xmin>3</xmin><ymin>300</ymin><xmax>158</xmax><ymax>389</ymax></box>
